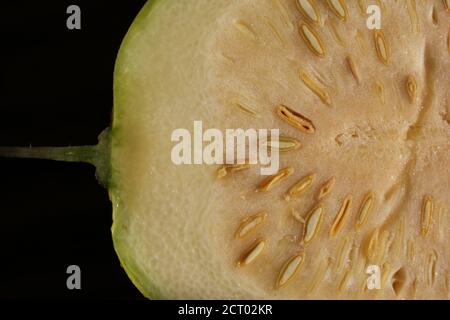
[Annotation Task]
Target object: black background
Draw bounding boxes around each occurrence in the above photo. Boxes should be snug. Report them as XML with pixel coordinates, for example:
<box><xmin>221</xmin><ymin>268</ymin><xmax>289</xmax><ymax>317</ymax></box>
<box><xmin>0</xmin><ymin>1</ymin><xmax>447</xmax><ymax>310</ymax></box>
<box><xmin>0</xmin><ymin>1</ymin><xmax>146</xmax><ymax>299</ymax></box>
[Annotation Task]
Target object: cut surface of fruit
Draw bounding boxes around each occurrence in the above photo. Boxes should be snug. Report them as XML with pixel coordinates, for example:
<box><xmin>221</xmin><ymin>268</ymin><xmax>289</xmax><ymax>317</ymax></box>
<box><xmin>111</xmin><ymin>0</ymin><xmax>450</xmax><ymax>299</ymax></box>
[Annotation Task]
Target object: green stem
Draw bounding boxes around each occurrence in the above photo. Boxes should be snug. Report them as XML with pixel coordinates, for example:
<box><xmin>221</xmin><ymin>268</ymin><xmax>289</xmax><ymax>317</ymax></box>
<box><xmin>0</xmin><ymin>128</ymin><xmax>112</xmax><ymax>187</ymax></box>
<box><xmin>0</xmin><ymin>145</ymin><xmax>98</xmax><ymax>164</ymax></box>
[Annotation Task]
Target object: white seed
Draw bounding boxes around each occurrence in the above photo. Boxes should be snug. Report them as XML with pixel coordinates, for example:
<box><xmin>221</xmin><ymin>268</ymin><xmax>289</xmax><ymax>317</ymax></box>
<box><xmin>356</xmin><ymin>192</ymin><xmax>375</xmax><ymax>228</ymax></box>
<box><xmin>277</xmin><ymin>253</ymin><xmax>305</xmax><ymax>288</ymax></box>
<box><xmin>257</xmin><ymin>167</ymin><xmax>294</xmax><ymax>192</ymax></box>
<box><xmin>296</xmin><ymin>0</ymin><xmax>321</xmax><ymax>24</ymax></box>
<box><xmin>238</xmin><ymin>240</ymin><xmax>266</xmax><ymax>266</ymax></box>
<box><xmin>374</xmin><ymin>30</ymin><xmax>389</xmax><ymax>65</ymax></box>
<box><xmin>299</xmin><ymin>71</ymin><xmax>332</xmax><ymax>106</ymax></box>
<box><xmin>299</xmin><ymin>23</ymin><xmax>326</xmax><ymax>57</ymax></box>
<box><xmin>266</xmin><ymin>136</ymin><xmax>302</xmax><ymax>153</ymax></box>
<box><xmin>285</xmin><ymin>173</ymin><xmax>316</xmax><ymax>201</ymax></box>
<box><xmin>236</xmin><ymin>213</ymin><xmax>267</xmax><ymax>239</ymax></box>
<box><xmin>303</xmin><ymin>205</ymin><xmax>324</xmax><ymax>244</ymax></box>
<box><xmin>327</xmin><ymin>0</ymin><xmax>348</xmax><ymax>21</ymax></box>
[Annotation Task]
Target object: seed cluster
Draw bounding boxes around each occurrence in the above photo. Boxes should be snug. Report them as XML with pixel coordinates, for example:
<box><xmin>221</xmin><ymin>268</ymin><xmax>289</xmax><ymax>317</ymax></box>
<box><xmin>223</xmin><ymin>0</ymin><xmax>449</xmax><ymax>296</ymax></box>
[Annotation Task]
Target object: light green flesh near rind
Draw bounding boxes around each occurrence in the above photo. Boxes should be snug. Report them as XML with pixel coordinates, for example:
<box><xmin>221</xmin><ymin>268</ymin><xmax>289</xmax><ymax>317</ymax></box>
<box><xmin>111</xmin><ymin>0</ymin><xmax>254</xmax><ymax>299</ymax></box>
<box><xmin>111</xmin><ymin>0</ymin><xmax>450</xmax><ymax>299</ymax></box>
<box><xmin>111</xmin><ymin>0</ymin><xmax>164</xmax><ymax>300</ymax></box>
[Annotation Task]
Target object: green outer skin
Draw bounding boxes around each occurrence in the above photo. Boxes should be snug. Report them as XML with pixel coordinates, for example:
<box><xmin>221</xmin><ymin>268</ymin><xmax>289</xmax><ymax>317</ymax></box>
<box><xmin>110</xmin><ymin>0</ymin><xmax>164</xmax><ymax>300</ymax></box>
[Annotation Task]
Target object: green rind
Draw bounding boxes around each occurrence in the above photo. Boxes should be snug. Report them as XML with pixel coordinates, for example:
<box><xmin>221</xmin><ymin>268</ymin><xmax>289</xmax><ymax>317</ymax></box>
<box><xmin>110</xmin><ymin>0</ymin><xmax>165</xmax><ymax>300</ymax></box>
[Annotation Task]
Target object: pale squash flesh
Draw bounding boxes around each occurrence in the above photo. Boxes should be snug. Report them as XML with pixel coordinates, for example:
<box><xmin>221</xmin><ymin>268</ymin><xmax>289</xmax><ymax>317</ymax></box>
<box><xmin>111</xmin><ymin>0</ymin><xmax>450</xmax><ymax>299</ymax></box>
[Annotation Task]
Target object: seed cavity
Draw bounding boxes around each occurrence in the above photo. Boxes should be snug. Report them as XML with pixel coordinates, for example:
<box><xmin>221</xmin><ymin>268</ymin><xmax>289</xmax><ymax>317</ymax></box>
<box><xmin>299</xmin><ymin>70</ymin><xmax>332</xmax><ymax>106</ymax></box>
<box><xmin>432</xmin><ymin>7</ymin><xmax>439</xmax><ymax>25</ymax></box>
<box><xmin>276</xmin><ymin>105</ymin><xmax>316</xmax><ymax>133</ymax></box>
<box><xmin>427</xmin><ymin>250</ymin><xmax>438</xmax><ymax>287</ymax></box>
<box><xmin>357</xmin><ymin>0</ymin><xmax>366</xmax><ymax>16</ymax></box>
<box><xmin>380</xmin><ymin>262</ymin><xmax>391</xmax><ymax>289</ymax></box>
<box><xmin>411</xmin><ymin>277</ymin><xmax>418</xmax><ymax>299</ymax></box>
<box><xmin>374</xmin><ymin>30</ymin><xmax>390</xmax><ymax>65</ymax></box>
<box><xmin>238</xmin><ymin>240</ymin><xmax>266</xmax><ymax>266</ymax></box>
<box><xmin>303</xmin><ymin>204</ymin><xmax>324</xmax><ymax>244</ymax></box>
<box><xmin>285</xmin><ymin>173</ymin><xmax>316</xmax><ymax>201</ymax></box>
<box><xmin>377</xmin><ymin>230</ymin><xmax>393</xmax><ymax>262</ymax></box>
<box><xmin>330</xmin><ymin>195</ymin><xmax>353</xmax><ymax>237</ymax></box>
<box><xmin>308</xmin><ymin>257</ymin><xmax>331</xmax><ymax>292</ymax></box>
<box><xmin>375</xmin><ymin>81</ymin><xmax>386</xmax><ymax>104</ymax></box>
<box><xmin>276</xmin><ymin>253</ymin><xmax>305</xmax><ymax>288</ymax></box>
<box><xmin>299</xmin><ymin>23</ymin><xmax>326</xmax><ymax>57</ymax></box>
<box><xmin>367</xmin><ymin>228</ymin><xmax>380</xmax><ymax>261</ymax></box>
<box><xmin>438</xmin><ymin>203</ymin><xmax>447</xmax><ymax>241</ymax></box>
<box><xmin>392</xmin><ymin>218</ymin><xmax>406</xmax><ymax>256</ymax></box>
<box><xmin>406</xmin><ymin>0</ymin><xmax>420</xmax><ymax>33</ymax></box>
<box><xmin>232</xmin><ymin>100</ymin><xmax>259</xmax><ymax>118</ymax></box>
<box><xmin>346</xmin><ymin>56</ymin><xmax>360</xmax><ymax>84</ymax></box>
<box><xmin>291</xmin><ymin>208</ymin><xmax>306</xmax><ymax>223</ymax></box>
<box><xmin>375</xmin><ymin>0</ymin><xmax>385</xmax><ymax>13</ymax></box>
<box><xmin>217</xmin><ymin>163</ymin><xmax>251</xmax><ymax>178</ymax></box>
<box><xmin>391</xmin><ymin>267</ymin><xmax>408</xmax><ymax>297</ymax></box>
<box><xmin>356</xmin><ymin>192</ymin><xmax>375</xmax><ymax>229</ymax></box>
<box><xmin>447</xmin><ymin>28</ymin><xmax>450</xmax><ymax>55</ymax></box>
<box><xmin>335</xmin><ymin>237</ymin><xmax>353</xmax><ymax>271</ymax></box>
<box><xmin>355</xmin><ymin>30</ymin><xmax>367</xmax><ymax>54</ymax></box>
<box><xmin>327</xmin><ymin>20</ymin><xmax>345</xmax><ymax>46</ymax></box>
<box><xmin>234</xmin><ymin>20</ymin><xmax>257</xmax><ymax>40</ymax></box>
<box><xmin>406</xmin><ymin>239</ymin><xmax>415</xmax><ymax>263</ymax></box>
<box><xmin>273</xmin><ymin>0</ymin><xmax>294</xmax><ymax>31</ymax></box>
<box><xmin>445</xmin><ymin>271</ymin><xmax>450</xmax><ymax>294</ymax></box>
<box><xmin>265</xmin><ymin>136</ymin><xmax>302</xmax><ymax>153</ymax></box>
<box><xmin>317</xmin><ymin>177</ymin><xmax>336</xmax><ymax>200</ymax></box>
<box><xmin>327</xmin><ymin>0</ymin><xmax>348</xmax><ymax>21</ymax></box>
<box><xmin>235</xmin><ymin>212</ymin><xmax>267</xmax><ymax>239</ymax></box>
<box><xmin>337</xmin><ymin>268</ymin><xmax>351</xmax><ymax>293</ymax></box>
<box><xmin>257</xmin><ymin>167</ymin><xmax>294</xmax><ymax>192</ymax></box>
<box><xmin>406</xmin><ymin>75</ymin><xmax>417</xmax><ymax>103</ymax></box>
<box><xmin>296</xmin><ymin>0</ymin><xmax>321</xmax><ymax>24</ymax></box>
<box><xmin>263</xmin><ymin>17</ymin><xmax>286</xmax><ymax>46</ymax></box>
<box><xmin>421</xmin><ymin>195</ymin><xmax>433</xmax><ymax>237</ymax></box>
